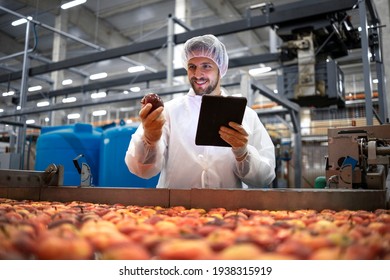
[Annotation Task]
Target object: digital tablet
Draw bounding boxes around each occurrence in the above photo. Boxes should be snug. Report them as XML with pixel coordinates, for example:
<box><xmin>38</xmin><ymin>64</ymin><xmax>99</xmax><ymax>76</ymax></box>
<box><xmin>195</xmin><ymin>95</ymin><xmax>247</xmax><ymax>147</ymax></box>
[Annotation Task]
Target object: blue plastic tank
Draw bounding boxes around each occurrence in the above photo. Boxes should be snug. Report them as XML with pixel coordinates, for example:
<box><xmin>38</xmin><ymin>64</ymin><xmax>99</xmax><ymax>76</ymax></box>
<box><xmin>35</xmin><ymin>123</ymin><xmax>102</xmax><ymax>186</ymax></box>
<box><xmin>99</xmin><ymin>121</ymin><xmax>159</xmax><ymax>188</ymax></box>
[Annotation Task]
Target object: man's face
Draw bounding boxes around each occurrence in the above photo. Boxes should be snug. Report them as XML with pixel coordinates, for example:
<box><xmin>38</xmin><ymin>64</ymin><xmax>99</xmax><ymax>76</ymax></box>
<box><xmin>187</xmin><ymin>56</ymin><xmax>220</xmax><ymax>96</ymax></box>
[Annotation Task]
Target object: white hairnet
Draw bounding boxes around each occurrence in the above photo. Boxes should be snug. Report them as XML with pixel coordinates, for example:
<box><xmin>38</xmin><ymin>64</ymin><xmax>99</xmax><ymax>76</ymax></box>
<box><xmin>182</xmin><ymin>34</ymin><xmax>229</xmax><ymax>77</ymax></box>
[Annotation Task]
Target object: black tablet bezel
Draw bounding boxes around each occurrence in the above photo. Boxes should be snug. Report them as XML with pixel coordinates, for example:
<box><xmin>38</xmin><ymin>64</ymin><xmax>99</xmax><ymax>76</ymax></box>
<box><xmin>195</xmin><ymin>95</ymin><xmax>247</xmax><ymax>147</ymax></box>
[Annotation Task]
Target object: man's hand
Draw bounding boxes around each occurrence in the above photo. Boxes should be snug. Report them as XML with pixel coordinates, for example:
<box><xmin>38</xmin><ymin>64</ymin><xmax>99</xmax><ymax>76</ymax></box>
<box><xmin>219</xmin><ymin>122</ymin><xmax>248</xmax><ymax>161</ymax></box>
<box><xmin>140</xmin><ymin>103</ymin><xmax>165</xmax><ymax>145</ymax></box>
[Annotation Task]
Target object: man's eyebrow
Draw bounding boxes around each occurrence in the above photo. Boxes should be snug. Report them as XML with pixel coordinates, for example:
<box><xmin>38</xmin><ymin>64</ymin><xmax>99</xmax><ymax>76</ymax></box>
<box><xmin>188</xmin><ymin>62</ymin><xmax>213</xmax><ymax>66</ymax></box>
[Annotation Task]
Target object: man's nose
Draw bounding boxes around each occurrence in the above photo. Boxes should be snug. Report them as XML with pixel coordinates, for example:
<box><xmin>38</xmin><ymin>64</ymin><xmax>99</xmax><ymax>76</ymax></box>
<box><xmin>193</xmin><ymin>67</ymin><xmax>204</xmax><ymax>78</ymax></box>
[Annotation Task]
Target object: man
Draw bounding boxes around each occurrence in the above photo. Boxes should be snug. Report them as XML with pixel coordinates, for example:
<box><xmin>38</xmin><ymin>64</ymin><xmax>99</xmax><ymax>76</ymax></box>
<box><xmin>125</xmin><ymin>34</ymin><xmax>275</xmax><ymax>188</ymax></box>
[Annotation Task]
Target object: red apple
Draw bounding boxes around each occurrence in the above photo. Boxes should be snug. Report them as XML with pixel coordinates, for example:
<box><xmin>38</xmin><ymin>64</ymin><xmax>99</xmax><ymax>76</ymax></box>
<box><xmin>99</xmin><ymin>242</ymin><xmax>150</xmax><ymax>260</ymax></box>
<box><xmin>34</xmin><ymin>235</ymin><xmax>94</xmax><ymax>260</ymax></box>
<box><xmin>217</xmin><ymin>243</ymin><xmax>263</xmax><ymax>260</ymax></box>
<box><xmin>141</xmin><ymin>93</ymin><xmax>164</xmax><ymax>112</ymax></box>
<box><xmin>155</xmin><ymin>239</ymin><xmax>215</xmax><ymax>260</ymax></box>
<box><xmin>34</xmin><ymin>223</ymin><xmax>94</xmax><ymax>260</ymax></box>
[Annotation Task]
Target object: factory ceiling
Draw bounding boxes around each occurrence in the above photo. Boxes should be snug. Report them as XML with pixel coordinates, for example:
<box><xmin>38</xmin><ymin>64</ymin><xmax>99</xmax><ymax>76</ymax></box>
<box><xmin>0</xmin><ymin>0</ymin><xmax>382</xmax><ymax>124</ymax></box>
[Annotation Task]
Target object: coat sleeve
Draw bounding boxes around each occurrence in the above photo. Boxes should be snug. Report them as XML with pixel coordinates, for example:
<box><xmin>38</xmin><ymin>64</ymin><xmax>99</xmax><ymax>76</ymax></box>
<box><xmin>124</xmin><ymin>125</ymin><xmax>165</xmax><ymax>179</ymax></box>
<box><xmin>233</xmin><ymin>111</ymin><xmax>276</xmax><ymax>187</ymax></box>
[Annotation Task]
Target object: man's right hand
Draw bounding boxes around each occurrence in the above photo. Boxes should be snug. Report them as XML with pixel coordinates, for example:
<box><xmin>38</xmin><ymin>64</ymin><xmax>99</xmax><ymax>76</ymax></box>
<box><xmin>140</xmin><ymin>103</ymin><xmax>165</xmax><ymax>145</ymax></box>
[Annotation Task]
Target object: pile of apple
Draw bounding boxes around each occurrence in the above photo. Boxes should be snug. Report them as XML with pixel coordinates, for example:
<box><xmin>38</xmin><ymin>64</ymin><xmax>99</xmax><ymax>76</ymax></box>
<box><xmin>1</xmin><ymin>198</ymin><xmax>389</xmax><ymax>260</ymax></box>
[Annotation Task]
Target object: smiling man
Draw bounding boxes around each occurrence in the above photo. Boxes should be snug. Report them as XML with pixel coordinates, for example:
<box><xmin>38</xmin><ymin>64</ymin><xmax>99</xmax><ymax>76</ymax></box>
<box><xmin>125</xmin><ymin>34</ymin><xmax>276</xmax><ymax>189</ymax></box>
<box><xmin>188</xmin><ymin>56</ymin><xmax>220</xmax><ymax>95</ymax></box>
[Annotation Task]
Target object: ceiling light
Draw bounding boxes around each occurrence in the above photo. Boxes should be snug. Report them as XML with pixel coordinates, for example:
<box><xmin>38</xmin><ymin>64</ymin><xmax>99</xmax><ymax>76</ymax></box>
<box><xmin>123</xmin><ymin>90</ymin><xmax>129</xmax><ymax>94</ymax></box>
<box><xmin>62</xmin><ymin>97</ymin><xmax>77</xmax><ymax>103</ymax></box>
<box><xmin>11</xmin><ymin>16</ymin><xmax>33</xmax><ymax>26</ymax></box>
<box><xmin>67</xmin><ymin>113</ymin><xmax>80</xmax><ymax>120</ymax></box>
<box><xmin>28</xmin><ymin>85</ymin><xmax>42</xmax><ymax>92</ymax></box>
<box><xmin>130</xmin><ymin>87</ymin><xmax>141</xmax><ymax>92</ymax></box>
<box><xmin>62</xmin><ymin>79</ymin><xmax>73</xmax><ymax>85</ymax></box>
<box><xmin>119</xmin><ymin>107</ymin><xmax>135</xmax><ymax>112</ymax></box>
<box><xmin>372</xmin><ymin>79</ymin><xmax>378</xmax><ymax>84</ymax></box>
<box><xmin>248</xmin><ymin>67</ymin><xmax>272</xmax><ymax>76</ymax></box>
<box><xmin>26</xmin><ymin>119</ymin><xmax>35</xmax><ymax>124</ymax></box>
<box><xmin>2</xmin><ymin>91</ymin><xmax>15</xmax><ymax>97</ymax></box>
<box><xmin>92</xmin><ymin>110</ymin><xmax>107</xmax><ymax>117</ymax></box>
<box><xmin>128</xmin><ymin>65</ymin><xmax>146</xmax><ymax>73</ymax></box>
<box><xmin>61</xmin><ymin>0</ymin><xmax>87</xmax><ymax>10</ymax></box>
<box><xmin>89</xmin><ymin>72</ymin><xmax>107</xmax><ymax>80</ymax></box>
<box><xmin>44</xmin><ymin>117</ymin><xmax>50</xmax><ymax>122</ymax></box>
<box><xmin>0</xmin><ymin>109</ymin><xmax>4</xmax><ymax>113</ymax></box>
<box><xmin>37</xmin><ymin>101</ymin><xmax>50</xmax><ymax>107</ymax></box>
<box><xmin>91</xmin><ymin>91</ymin><xmax>106</xmax><ymax>99</ymax></box>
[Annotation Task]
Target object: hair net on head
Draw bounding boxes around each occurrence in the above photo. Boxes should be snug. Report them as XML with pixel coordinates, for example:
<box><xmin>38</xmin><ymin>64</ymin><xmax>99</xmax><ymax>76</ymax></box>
<box><xmin>182</xmin><ymin>34</ymin><xmax>229</xmax><ymax>77</ymax></box>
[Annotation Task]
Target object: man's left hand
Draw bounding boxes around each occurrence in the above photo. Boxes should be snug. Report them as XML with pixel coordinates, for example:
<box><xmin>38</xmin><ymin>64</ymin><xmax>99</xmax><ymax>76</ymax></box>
<box><xmin>219</xmin><ymin>122</ymin><xmax>249</xmax><ymax>161</ymax></box>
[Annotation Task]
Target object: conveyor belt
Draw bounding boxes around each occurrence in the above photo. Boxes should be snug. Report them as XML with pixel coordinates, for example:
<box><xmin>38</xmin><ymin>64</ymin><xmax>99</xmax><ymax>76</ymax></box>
<box><xmin>0</xmin><ymin>185</ymin><xmax>388</xmax><ymax>211</ymax></box>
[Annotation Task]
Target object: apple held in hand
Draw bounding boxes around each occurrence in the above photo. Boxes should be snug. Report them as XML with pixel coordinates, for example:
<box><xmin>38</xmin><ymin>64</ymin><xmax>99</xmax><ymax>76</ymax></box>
<box><xmin>141</xmin><ymin>93</ymin><xmax>164</xmax><ymax>112</ymax></box>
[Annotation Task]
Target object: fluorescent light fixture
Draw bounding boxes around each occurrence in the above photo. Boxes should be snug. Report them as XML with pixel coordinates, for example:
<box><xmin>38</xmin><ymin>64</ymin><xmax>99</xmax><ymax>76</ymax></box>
<box><xmin>28</xmin><ymin>85</ymin><xmax>42</xmax><ymax>92</ymax></box>
<box><xmin>248</xmin><ymin>66</ymin><xmax>272</xmax><ymax>76</ymax></box>
<box><xmin>11</xmin><ymin>16</ymin><xmax>33</xmax><ymax>26</ymax></box>
<box><xmin>26</xmin><ymin>119</ymin><xmax>35</xmax><ymax>124</ymax></box>
<box><xmin>123</xmin><ymin>90</ymin><xmax>129</xmax><ymax>94</ymax></box>
<box><xmin>0</xmin><ymin>109</ymin><xmax>4</xmax><ymax>113</ymax></box>
<box><xmin>2</xmin><ymin>91</ymin><xmax>15</xmax><ymax>97</ymax></box>
<box><xmin>128</xmin><ymin>65</ymin><xmax>146</xmax><ymax>73</ymax></box>
<box><xmin>37</xmin><ymin>101</ymin><xmax>50</xmax><ymax>107</ymax></box>
<box><xmin>62</xmin><ymin>97</ymin><xmax>77</xmax><ymax>103</ymax></box>
<box><xmin>92</xmin><ymin>110</ymin><xmax>107</xmax><ymax>117</ymax></box>
<box><xmin>119</xmin><ymin>107</ymin><xmax>134</xmax><ymax>112</ymax></box>
<box><xmin>16</xmin><ymin>106</ymin><xmax>21</xmax><ymax>110</ymax></box>
<box><xmin>61</xmin><ymin>0</ymin><xmax>87</xmax><ymax>10</ymax></box>
<box><xmin>91</xmin><ymin>91</ymin><xmax>106</xmax><ymax>99</ymax></box>
<box><xmin>67</xmin><ymin>113</ymin><xmax>80</xmax><ymax>120</ymax></box>
<box><xmin>372</xmin><ymin>79</ymin><xmax>378</xmax><ymax>84</ymax></box>
<box><xmin>62</xmin><ymin>79</ymin><xmax>73</xmax><ymax>86</ymax></box>
<box><xmin>44</xmin><ymin>117</ymin><xmax>50</xmax><ymax>122</ymax></box>
<box><xmin>89</xmin><ymin>72</ymin><xmax>107</xmax><ymax>80</ymax></box>
<box><xmin>130</xmin><ymin>86</ymin><xmax>141</xmax><ymax>92</ymax></box>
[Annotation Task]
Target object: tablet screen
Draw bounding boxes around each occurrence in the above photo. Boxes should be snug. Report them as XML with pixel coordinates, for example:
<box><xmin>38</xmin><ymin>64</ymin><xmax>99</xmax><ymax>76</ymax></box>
<box><xmin>195</xmin><ymin>95</ymin><xmax>247</xmax><ymax>147</ymax></box>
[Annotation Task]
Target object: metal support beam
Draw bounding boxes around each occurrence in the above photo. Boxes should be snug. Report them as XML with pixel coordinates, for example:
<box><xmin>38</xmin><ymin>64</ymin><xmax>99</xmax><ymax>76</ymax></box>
<box><xmin>368</xmin><ymin>1</ymin><xmax>388</xmax><ymax>123</ymax></box>
<box><xmin>0</xmin><ymin>50</ymin><xmax>33</xmax><ymax>63</ymax></box>
<box><xmin>251</xmin><ymin>80</ymin><xmax>301</xmax><ymax>188</ymax></box>
<box><xmin>359</xmin><ymin>0</ymin><xmax>374</xmax><ymax>125</ymax></box>
<box><xmin>172</xmin><ymin>16</ymin><xmax>193</xmax><ymax>32</ymax></box>
<box><xmin>167</xmin><ymin>15</ymin><xmax>175</xmax><ymax>86</ymax></box>
<box><xmin>16</xmin><ymin>20</ymin><xmax>31</xmax><ymax>170</ymax></box>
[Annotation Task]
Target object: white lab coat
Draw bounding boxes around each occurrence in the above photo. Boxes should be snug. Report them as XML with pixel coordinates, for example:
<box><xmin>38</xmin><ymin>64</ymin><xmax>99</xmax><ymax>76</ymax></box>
<box><xmin>125</xmin><ymin>89</ymin><xmax>276</xmax><ymax>189</ymax></box>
